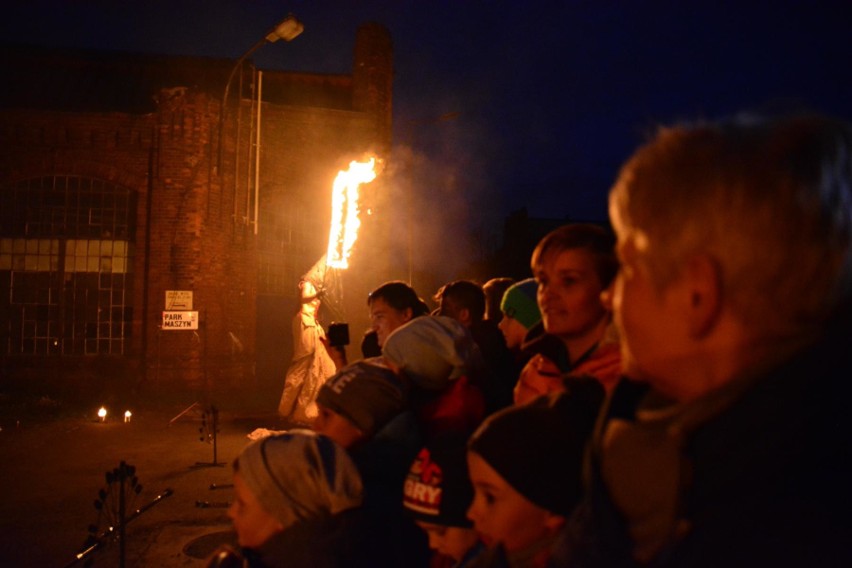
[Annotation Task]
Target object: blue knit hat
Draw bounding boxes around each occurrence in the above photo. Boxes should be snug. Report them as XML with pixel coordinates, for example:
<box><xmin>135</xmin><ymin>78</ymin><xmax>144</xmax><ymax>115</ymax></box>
<box><xmin>500</xmin><ymin>278</ymin><xmax>541</xmax><ymax>330</ymax></box>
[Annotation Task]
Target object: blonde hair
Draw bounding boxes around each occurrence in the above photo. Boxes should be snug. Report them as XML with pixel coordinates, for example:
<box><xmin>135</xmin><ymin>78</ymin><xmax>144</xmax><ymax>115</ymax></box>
<box><xmin>610</xmin><ymin>114</ymin><xmax>852</xmax><ymax>333</ymax></box>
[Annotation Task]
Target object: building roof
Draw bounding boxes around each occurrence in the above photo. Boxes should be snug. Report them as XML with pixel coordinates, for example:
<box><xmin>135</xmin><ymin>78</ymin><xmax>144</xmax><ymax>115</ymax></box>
<box><xmin>0</xmin><ymin>43</ymin><xmax>355</xmax><ymax>114</ymax></box>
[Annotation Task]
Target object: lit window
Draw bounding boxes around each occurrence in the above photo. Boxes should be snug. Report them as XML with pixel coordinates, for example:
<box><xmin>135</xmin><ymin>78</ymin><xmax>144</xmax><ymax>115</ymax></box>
<box><xmin>0</xmin><ymin>176</ymin><xmax>136</xmax><ymax>355</ymax></box>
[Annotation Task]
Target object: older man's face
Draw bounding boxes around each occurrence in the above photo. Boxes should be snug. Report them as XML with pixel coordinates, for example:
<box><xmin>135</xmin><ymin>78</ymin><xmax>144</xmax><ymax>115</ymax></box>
<box><xmin>610</xmin><ymin>230</ymin><xmax>693</xmax><ymax>399</ymax></box>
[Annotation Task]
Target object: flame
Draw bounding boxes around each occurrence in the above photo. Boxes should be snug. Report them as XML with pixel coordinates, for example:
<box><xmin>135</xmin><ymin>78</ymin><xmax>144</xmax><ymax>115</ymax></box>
<box><xmin>326</xmin><ymin>158</ymin><xmax>377</xmax><ymax>269</ymax></box>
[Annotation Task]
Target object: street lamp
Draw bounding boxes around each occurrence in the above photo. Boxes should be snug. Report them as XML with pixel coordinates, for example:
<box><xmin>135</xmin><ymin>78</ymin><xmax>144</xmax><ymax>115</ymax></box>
<box><xmin>217</xmin><ymin>14</ymin><xmax>304</xmax><ymax>175</ymax></box>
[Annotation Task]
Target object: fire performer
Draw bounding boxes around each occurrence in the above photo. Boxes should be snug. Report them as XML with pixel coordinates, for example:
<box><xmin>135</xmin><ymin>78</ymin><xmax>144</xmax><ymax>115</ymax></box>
<box><xmin>276</xmin><ymin>156</ymin><xmax>378</xmax><ymax>426</ymax></box>
<box><xmin>277</xmin><ymin>278</ymin><xmax>337</xmax><ymax>426</ymax></box>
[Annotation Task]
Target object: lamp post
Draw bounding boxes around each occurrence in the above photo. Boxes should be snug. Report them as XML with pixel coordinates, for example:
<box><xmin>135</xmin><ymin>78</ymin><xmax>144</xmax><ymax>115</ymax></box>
<box><xmin>216</xmin><ymin>14</ymin><xmax>304</xmax><ymax>175</ymax></box>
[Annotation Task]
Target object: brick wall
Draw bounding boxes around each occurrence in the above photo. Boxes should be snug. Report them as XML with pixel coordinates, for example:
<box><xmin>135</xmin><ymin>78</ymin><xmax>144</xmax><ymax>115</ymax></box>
<box><xmin>0</xmin><ymin>23</ymin><xmax>394</xmax><ymax>402</ymax></box>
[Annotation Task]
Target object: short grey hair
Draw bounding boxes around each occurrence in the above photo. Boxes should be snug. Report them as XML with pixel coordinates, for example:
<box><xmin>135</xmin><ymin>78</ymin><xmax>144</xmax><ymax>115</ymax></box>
<box><xmin>610</xmin><ymin>113</ymin><xmax>852</xmax><ymax>333</ymax></box>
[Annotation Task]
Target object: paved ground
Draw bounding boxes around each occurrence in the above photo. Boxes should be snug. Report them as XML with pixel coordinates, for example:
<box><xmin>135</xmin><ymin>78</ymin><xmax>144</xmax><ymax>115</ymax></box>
<box><xmin>0</xmin><ymin>390</ymin><xmax>290</xmax><ymax>567</ymax></box>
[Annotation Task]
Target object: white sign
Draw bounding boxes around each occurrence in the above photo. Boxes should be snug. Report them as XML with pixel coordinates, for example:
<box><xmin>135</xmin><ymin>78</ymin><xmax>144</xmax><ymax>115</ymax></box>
<box><xmin>165</xmin><ymin>290</ymin><xmax>193</xmax><ymax>310</ymax></box>
<box><xmin>162</xmin><ymin>311</ymin><xmax>198</xmax><ymax>330</ymax></box>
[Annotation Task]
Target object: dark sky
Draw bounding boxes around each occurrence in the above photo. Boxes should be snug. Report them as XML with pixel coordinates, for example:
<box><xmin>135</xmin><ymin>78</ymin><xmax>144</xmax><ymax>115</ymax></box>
<box><xmin>2</xmin><ymin>1</ymin><xmax>851</xmax><ymax>258</ymax></box>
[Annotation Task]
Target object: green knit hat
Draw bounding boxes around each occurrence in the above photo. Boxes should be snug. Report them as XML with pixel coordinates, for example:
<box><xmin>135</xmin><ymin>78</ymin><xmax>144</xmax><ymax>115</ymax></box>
<box><xmin>500</xmin><ymin>278</ymin><xmax>541</xmax><ymax>330</ymax></box>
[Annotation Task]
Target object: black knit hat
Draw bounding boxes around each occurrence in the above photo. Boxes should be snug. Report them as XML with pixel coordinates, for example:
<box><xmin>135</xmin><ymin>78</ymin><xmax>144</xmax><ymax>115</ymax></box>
<box><xmin>467</xmin><ymin>377</ymin><xmax>605</xmax><ymax>516</ymax></box>
<box><xmin>403</xmin><ymin>434</ymin><xmax>474</xmax><ymax>528</ymax></box>
<box><xmin>315</xmin><ymin>360</ymin><xmax>407</xmax><ymax>437</ymax></box>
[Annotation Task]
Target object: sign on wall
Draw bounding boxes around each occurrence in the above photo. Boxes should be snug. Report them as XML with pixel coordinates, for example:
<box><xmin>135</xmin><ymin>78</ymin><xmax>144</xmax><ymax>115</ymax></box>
<box><xmin>162</xmin><ymin>311</ymin><xmax>198</xmax><ymax>330</ymax></box>
<box><xmin>165</xmin><ymin>290</ymin><xmax>193</xmax><ymax>310</ymax></box>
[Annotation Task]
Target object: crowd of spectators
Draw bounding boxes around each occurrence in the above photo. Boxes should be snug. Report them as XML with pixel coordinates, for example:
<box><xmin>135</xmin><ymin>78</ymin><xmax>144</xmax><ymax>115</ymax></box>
<box><xmin>210</xmin><ymin>113</ymin><xmax>852</xmax><ymax>568</ymax></box>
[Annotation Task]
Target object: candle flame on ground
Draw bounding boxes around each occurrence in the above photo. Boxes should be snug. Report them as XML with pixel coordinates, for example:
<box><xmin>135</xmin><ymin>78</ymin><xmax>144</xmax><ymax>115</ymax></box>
<box><xmin>326</xmin><ymin>158</ymin><xmax>377</xmax><ymax>269</ymax></box>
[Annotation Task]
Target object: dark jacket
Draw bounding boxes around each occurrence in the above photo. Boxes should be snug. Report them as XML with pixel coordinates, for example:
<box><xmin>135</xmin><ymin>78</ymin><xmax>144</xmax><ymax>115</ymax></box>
<box><xmin>556</xmin><ymin>328</ymin><xmax>852</xmax><ymax>567</ymax></box>
<box><xmin>207</xmin><ymin>508</ymin><xmax>370</xmax><ymax>568</ymax></box>
<box><xmin>470</xmin><ymin>318</ymin><xmax>516</xmax><ymax>414</ymax></box>
<box><xmin>351</xmin><ymin>410</ymin><xmax>432</xmax><ymax>568</ymax></box>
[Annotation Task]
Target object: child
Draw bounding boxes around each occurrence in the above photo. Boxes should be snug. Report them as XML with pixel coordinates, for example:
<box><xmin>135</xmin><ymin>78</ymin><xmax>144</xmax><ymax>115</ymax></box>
<box><xmin>313</xmin><ymin>359</ymin><xmax>431</xmax><ymax>567</ymax></box>
<box><xmin>497</xmin><ymin>278</ymin><xmax>541</xmax><ymax>352</ymax></box>
<box><xmin>382</xmin><ymin>315</ymin><xmax>486</xmax><ymax>439</ymax></box>
<box><xmin>465</xmin><ymin>382</ymin><xmax>603</xmax><ymax>566</ymax></box>
<box><xmin>403</xmin><ymin>435</ymin><xmax>484</xmax><ymax>566</ymax></box>
<box><xmin>208</xmin><ymin>431</ymin><xmax>365</xmax><ymax>568</ymax></box>
<box><xmin>312</xmin><ymin>359</ymin><xmax>408</xmax><ymax>449</ymax></box>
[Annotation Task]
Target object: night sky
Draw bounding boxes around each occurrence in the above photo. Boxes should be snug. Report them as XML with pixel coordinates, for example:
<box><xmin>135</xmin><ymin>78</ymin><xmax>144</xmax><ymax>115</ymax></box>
<box><xmin>2</xmin><ymin>1</ymin><xmax>851</xmax><ymax>274</ymax></box>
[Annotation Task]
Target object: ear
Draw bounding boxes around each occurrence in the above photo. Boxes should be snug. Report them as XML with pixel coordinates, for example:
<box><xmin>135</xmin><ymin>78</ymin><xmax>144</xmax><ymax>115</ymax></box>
<box><xmin>684</xmin><ymin>254</ymin><xmax>723</xmax><ymax>338</ymax></box>
<box><xmin>600</xmin><ymin>280</ymin><xmax>615</xmax><ymax>312</ymax></box>
<box><xmin>543</xmin><ymin>512</ymin><xmax>567</xmax><ymax>534</ymax></box>
<box><xmin>402</xmin><ymin>307</ymin><xmax>414</xmax><ymax>322</ymax></box>
<box><xmin>459</xmin><ymin>307</ymin><xmax>472</xmax><ymax>326</ymax></box>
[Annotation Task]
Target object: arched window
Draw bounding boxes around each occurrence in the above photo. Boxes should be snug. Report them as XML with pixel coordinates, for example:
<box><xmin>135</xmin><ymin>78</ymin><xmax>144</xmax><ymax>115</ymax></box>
<box><xmin>0</xmin><ymin>175</ymin><xmax>136</xmax><ymax>355</ymax></box>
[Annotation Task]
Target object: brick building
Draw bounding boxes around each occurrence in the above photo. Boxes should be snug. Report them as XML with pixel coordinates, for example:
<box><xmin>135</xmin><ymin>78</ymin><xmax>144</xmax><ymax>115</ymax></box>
<box><xmin>0</xmin><ymin>23</ymin><xmax>394</xmax><ymax>401</ymax></box>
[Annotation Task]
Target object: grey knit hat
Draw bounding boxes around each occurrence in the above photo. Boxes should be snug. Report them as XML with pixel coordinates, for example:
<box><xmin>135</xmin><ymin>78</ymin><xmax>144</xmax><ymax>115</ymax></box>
<box><xmin>382</xmin><ymin>315</ymin><xmax>483</xmax><ymax>390</ymax></box>
<box><xmin>236</xmin><ymin>431</ymin><xmax>363</xmax><ymax>531</ymax></box>
<box><xmin>315</xmin><ymin>360</ymin><xmax>407</xmax><ymax>437</ymax></box>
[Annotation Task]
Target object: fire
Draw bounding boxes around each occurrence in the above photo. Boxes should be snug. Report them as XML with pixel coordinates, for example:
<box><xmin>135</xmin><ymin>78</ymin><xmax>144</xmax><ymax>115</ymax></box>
<box><xmin>326</xmin><ymin>158</ymin><xmax>377</xmax><ymax>269</ymax></box>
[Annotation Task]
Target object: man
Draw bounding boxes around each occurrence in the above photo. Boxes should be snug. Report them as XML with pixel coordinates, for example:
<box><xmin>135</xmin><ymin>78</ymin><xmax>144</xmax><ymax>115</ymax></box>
<box><xmin>435</xmin><ymin>280</ymin><xmax>516</xmax><ymax>413</ymax></box>
<box><xmin>367</xmin><ymin>280</ymin><xmax>430</xmax><ymax>347</ymax></box>
<box><xmin>563</xmin><ymin>114</ymin><xmax>852</xmax><ymax>567</ymax></box>
<box><xmin>483</xmin><ymin>276</ymin><xmax>515</xmax><ymax>324</ymax></box>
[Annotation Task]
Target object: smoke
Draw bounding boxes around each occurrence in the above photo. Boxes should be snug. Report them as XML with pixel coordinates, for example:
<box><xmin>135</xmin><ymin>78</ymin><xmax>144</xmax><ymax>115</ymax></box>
<box><xmin>379</xmin><ymin>137</ymin><xmax>505</xmax><ymax>294</ymax></box>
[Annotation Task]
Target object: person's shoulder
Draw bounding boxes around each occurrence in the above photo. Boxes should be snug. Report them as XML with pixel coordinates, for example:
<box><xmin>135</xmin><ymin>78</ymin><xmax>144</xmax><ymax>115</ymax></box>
<box><xmin>463</xmin><ymin>544</ymin><xmax>509</xmax><ymax>568</ymax></box>
<box><xmin>205</xmin><ymin>545</ymin><xmax>246</xmax><ymax>568</ymax></box>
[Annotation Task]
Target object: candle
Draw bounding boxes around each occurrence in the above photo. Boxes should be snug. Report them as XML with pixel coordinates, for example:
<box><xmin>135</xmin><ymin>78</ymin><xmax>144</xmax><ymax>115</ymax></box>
<box><xmin>124</xmin><ymin>410</ymin><xmax>132</xmax><ymax>423</ymax></box>
<box><xmin>98</xmin><ymin>407</ymin><xmax>107</xmax><ymax>422</ymax></box>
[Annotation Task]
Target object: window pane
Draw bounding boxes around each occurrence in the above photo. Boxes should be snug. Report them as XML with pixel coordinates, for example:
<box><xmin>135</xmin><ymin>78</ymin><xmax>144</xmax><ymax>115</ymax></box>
<box><xmin>1</xmin><ymin>176</ymin><xmax>136</xmax><ymax>355</ymax></box>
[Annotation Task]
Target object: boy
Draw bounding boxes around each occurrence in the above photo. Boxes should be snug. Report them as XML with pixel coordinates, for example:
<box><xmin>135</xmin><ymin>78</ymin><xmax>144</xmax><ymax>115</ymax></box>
<box><xmin>403</xmin><ymin>435</ymin><xmax>484</xmax><ymax>566</ymax></box>
<box><xmin>209</xmin><ymin>431</ymin><xmax>364</xmax><ymax>568</ymax></box>
<box><xmin>497</xmin><ymin>278</ymin><xmax>541</xmax><ymax>352</ymax></box>
<box><xmin>465</xmin><ymin>381</ymin><xmax>603</xmax><ymax>566</ymax></box>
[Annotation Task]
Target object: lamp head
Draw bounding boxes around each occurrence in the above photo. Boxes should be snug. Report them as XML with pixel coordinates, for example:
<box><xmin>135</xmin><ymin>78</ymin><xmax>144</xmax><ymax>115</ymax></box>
<box><xmin>266</xmin><ymin>15</ymin><xmax>304</xmax><ymax>43</ymax></box>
